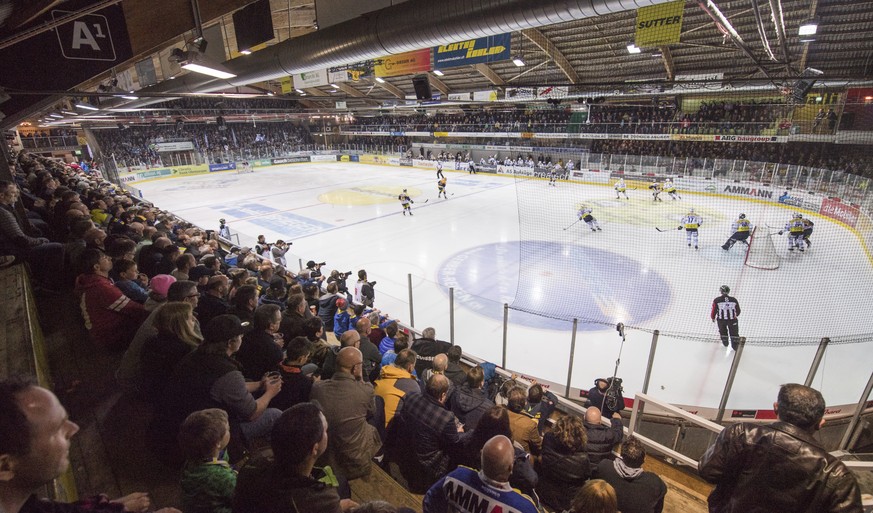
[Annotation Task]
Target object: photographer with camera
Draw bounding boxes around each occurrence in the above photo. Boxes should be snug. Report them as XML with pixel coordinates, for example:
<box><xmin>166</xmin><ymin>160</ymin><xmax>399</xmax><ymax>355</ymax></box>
<box><xmin>328</xmin><ymin>269</ymin><xmax>353</xmax><ymax>301</ymax></box>
<box><xmin>270</xmin><ymin>239</ymin><xmax>291</xmax><ymax>267</ymax></box>
<box><xmin>306</xmin><ymin>260</ymin><xmax>327</xmax><ymax>283</ymax></box>
<box><xmin>588</xmin><ymin>377</ymin><xmax>625</xmax><ymax>419</ymax></box>
<box><xmin>355</xmin><ymin>269</ymin><xmax>376</xmax><ymax>307</ymax></box>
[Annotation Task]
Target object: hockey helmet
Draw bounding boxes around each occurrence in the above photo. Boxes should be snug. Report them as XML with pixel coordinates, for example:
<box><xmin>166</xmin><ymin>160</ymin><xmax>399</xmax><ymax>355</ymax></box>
<box><xmin>720</xmin><ymin>285</ymin><xmax>730</xmax><ymax>294</ymax></box>
<box><xmin>403</xmin><ymin>189</ymin><xmax>408</xmax><ymax>193</ymax></box>
<box><xmin>689</xmin><ymin>208</ymin><xmax>695</xmax><ymax>213</ymax></box>
<box><xmin>739</xmin><ymin>213</ymin><xmax>746</xmax><ymax>219</ymax></box>
<box><xmin>793</xmin><ymin>212</ymin><xmax>802</xmax><ymax>219</ymax></box>
<box><xmin>219</xmin><ymin>218</ymin><xmax>226</xmax><ymax>223</ymax></box>
<box><xmin>665</xmin><ymin>178</ymin><xmax>672</xmax><ymax>182</ymax></box>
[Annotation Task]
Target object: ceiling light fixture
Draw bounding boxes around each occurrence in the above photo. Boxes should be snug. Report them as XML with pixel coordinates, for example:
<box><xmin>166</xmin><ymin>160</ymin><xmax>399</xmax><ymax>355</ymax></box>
<box><xmin>295</xmin><ymin>88</ymin><xmax>305</xmax><ymax>94</ymax></box>
<box><xmin>61</xmin><ymin>110</ymin><xmax>80</xmax><ymax>116</ymax></box>
<box><xmin>627</xmin><ymin>43</ymin><xmax>641</xmax><ymax>54</ymax></box>
<box><xmin>240</xmin><ymin>49</ymin><xmax>252</xmax><ymax>55</ymax></box>
<box><xmin>375</xmin><ymin>77</ymin><xmax>386</xmax><ymax>83</ymax></box>
<box><xmin>330</xmin><ymin>83</ymin><xmax>340</xmax><ymax>89</ymax></box>
<box><xmin>170</xmin><ymin>47</ymin><xmax>237</xmax><ymax>79</ymax></box>
<box><xmin>76</xmin><ymin>102</ymin><xmax>99</xmax><ymax>111</ymax></box>
<box><xmin>432</xmin><ymin>70</ymin><xmax>444</xmax><ymax>76</ymax></box>
<box><xmin>512</xmin><ymin>56</ymin><xmax>526</xmax><ymax>67</ymax></box>
<box><xmin>798</xmin><ymin>19</ymin><xmax>818</xmax><ymax>36</ymax></box>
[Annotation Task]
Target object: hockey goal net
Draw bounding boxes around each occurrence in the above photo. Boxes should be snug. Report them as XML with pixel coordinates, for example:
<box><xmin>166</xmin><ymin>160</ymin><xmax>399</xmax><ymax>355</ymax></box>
<box><xmin>744</xmin><ymin>227</ymin><xmax>781</xmax><ymax>270</ymax></box>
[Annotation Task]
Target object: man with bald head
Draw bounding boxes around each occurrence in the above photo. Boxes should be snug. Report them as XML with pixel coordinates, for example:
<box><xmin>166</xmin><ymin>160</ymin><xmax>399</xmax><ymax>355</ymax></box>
<box><xmin>311</xmin><ymin>347</ymin><xmax>381</xmax><ymax>479</ymax></box>
<box><xmin>423</xmin><ymin>435</ymin><xmax>539</xmax><ymax>513</ymax></box>
<box><xmin>584</xmin><ymin>405</ymin><xmax>624</xmax><ymax>471</ymax></box>
<box><xmin>320</xmin><ymin>329</ymin><xmax>362</xmax><ymax>380</ymax></box>
<box><xmin>396</xmin><ymin>374</ymin><xmax>466</xmax><ymax>492</ymax></box>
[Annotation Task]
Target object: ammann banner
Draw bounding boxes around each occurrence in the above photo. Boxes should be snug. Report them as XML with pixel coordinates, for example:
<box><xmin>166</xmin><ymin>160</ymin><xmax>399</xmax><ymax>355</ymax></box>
<box><xmin>433</xmin><ymin>33</ymin><xmax>511</xmax><ymax>69</ymax></box>
<box><xmin>635</xmin><ymin>0</ymin><xmax>684</xmax><ymax>48</ymax></box>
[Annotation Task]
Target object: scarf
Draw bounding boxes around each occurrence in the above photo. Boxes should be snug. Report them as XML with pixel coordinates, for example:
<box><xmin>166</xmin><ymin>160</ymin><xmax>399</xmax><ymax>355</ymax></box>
<box><xmin>613</xmin><ymin>457</ymin><xmax>643</xmax><ymax>480</ymax></box>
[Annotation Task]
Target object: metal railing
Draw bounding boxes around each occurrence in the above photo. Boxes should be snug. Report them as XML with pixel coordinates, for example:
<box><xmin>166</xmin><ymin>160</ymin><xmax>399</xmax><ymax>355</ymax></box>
<box><xmin>20</xmin><ymin>136</ymin><xmax>80</xmax><ymax>149</ymax></box>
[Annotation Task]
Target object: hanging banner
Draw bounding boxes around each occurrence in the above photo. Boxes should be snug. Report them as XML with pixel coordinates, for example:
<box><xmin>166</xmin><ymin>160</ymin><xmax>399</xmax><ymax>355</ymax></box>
<box><xmin>473</xmin><ymin>90</ymin><xmax>499</xmax><ymax>102</ymax></box>
<box><xmin>433</xmin><ymin>33</ymin><xmax>511</xmax><ymax>69</ymax></box>
<box><xmin>293</xmin><ymin>69</ymin><xmax>329</xmax><ymax>89</ymax></box>
<box><xmin>375</xmin><ymin>49</ymin><xmax>433</xmax><ymax>78</ymax></box>
<box><xmin>635</xmin><ymin>0</ymin><xmax>684</xmax><ymax>48</ymax></box>
<box><xmin>280</xmin><ymin>76</ymin><xmax>294</xmax><ymax>94</ymax></box>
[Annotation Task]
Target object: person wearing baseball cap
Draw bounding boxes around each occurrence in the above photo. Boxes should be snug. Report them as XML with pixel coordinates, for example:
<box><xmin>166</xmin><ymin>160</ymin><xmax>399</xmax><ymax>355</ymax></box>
<box><xmin>154</xmin><ymin>314</ymin><xmax>283</xmax><ymax>461</ymax></box>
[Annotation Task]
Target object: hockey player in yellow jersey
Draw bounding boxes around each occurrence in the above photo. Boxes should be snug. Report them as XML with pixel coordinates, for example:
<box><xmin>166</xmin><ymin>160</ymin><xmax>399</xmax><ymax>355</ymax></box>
<box><xmin>615</xmin><ymin>178</ymin><xmax>629</xmax><ymax>199</ymax></box>
<box><xmin>722</xmin><ymin>214</ymin><xmax>752</xmax><ymax>250</ymax></box>
<box><xmin>399</xmin><ymin>189</ymin><xmax>414</xmax><ymax>216</ymax></box>
<box><xmin>779</xmin><ymin>213</ymin><xmax>805</xmax><ymax>252</ymax></box>
<box><xmin>678</xmin><ymin>208</ymin><xmax>702</xmax><ymax>249</ymax></box>
<box><xmin>577</xmin><ymin>205</ymin><xmax>602</xmax><ymax>231</ymax></box>
<box><xmin>664</xmin><ymin>179</ymin><xmax>681</xmax><ymax>200</ymax></box>
<box><xmin>438</xmin><ymin>177</ymin><xmax>448</xmax><ymax>199</ymax></box>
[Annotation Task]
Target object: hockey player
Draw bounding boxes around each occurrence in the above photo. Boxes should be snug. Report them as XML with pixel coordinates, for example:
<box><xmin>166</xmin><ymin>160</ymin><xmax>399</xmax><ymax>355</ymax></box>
<box><xmin>399</xmin><ymin>189</ymin><xmax>414</xmax><ymax>216</ymax></box>
<box><xmin>548</xmin><ymin>166</ymin><xmax>558</xmax><ymax>187</ymax></box>
<box><xmin>615</xmin><ymin>178</ymin><xmax>629</xmax><ymax>200</ymax></box>
<box><xmin>468</xmin><ymin>159</ymin><xmax>477</xmax><ymax>174</ymax></box>
<box><xmin>218</xmin><ymin>218</ymin><xmax>231</xmax><ymax>239</ymax></box>
<box><xmin>436</xmin><ymin>160</ymin><xmax>444</xmax><ymax>179</ymax></box>
<box><xmin>721</xmin><ymin>213</ymin><xmax>752</xmax><ymax>250</ymax></box>
<box><xmin>802</xmin><ymin>217</ymin><xmax>815</xmax><ymax>247</ymax></box>
<box><xmin>664</xmin><ymin>179</ymin><xmax>681</xmax><ymax>200</ymax></box>
<box><xmin>779</xmin><ymin>213</ymin><xmax>805</xmax><ymax>252</ymax></box>
<box><xmin>649</xmin><ymin>181</ymin><xmax>663</xmax><ymax>202</ymax></box>
<box><xmin>711</xmin><ymin>285</ymin><xmax>741</xmax><ymax>350</ymax></box>
<box><xmin>438</xmin><ymin>177</ymin><xmax>448</xmax><ymax>199</ymax></box>
<box><xmin>577</xmin><ymin>205</ymin><xmax>602</xmax><ymax>231</ymax></box>
<box><xmin>678</xmin><ymin>208</ymin><xmax>702</xmax><ymax>249</ymax></box>
<box><xmin>243</xmin><ymin>160</ymin><xmax>253</xmax><ymax>173</ymax></box>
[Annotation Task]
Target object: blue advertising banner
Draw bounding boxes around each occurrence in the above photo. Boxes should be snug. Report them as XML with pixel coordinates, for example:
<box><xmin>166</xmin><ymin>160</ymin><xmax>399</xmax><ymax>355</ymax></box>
<box><xmin>433</xmin><ymin>33</ymin><xmax>511</xmax><ymax>69</ymax></box>
<box><xmin>209</xmin><ymin>162</ymin><xmax>237</xmax><ymax>172</ymax></box>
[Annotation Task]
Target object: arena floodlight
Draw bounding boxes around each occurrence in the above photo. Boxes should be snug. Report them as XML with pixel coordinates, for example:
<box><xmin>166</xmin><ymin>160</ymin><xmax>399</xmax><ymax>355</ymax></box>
<box><xmin>75</xmin><ymin>102</ymin><xmax>99</xmax><ymax>111</ymax></box>
<box><xmin>431</xmin><ymin>70</ymin><xmax>444</xmax><ymax>76</ymax></box>
<box><xmin>798</xmin><ymin>19</ymin><xmax>818</xmax><ymax>36</ymax></box>
<box><xmin>375</xmin><ymin>77</ymin><xmax>386</xmax><ymax>83</ymax></box>
<box><xmin>170</xmin><ymin>47</ymin><xmax>237</xmax><ymax>80</ymax></box>
<box><xmin>512</xmin><ymin>56</ymin><xmax>526</xmax><ymax>67</ymax></box>
<box><xmin>626</xmin><ymin>42</ymin><xmax>641</xmax><ymax>54</ymax></box>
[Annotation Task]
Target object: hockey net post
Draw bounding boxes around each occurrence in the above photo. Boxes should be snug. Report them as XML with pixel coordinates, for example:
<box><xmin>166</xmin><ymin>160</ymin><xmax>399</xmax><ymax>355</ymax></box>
<box><xmin>744</xmin><ymin>226</ymin><xmax>781</xmax><ymax>270</ymax></box>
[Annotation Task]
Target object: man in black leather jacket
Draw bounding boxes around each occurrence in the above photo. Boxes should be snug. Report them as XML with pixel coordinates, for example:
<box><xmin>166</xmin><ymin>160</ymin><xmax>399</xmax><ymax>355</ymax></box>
<box><xmin>698</xmin><ymin>383</ymin><xmax>862</xmax><ymax>513</ymax></box>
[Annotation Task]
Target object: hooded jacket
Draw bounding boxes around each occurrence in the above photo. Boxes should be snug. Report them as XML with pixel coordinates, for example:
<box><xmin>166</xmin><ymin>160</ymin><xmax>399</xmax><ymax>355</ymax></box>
<box><xmin>374</xmin><ymin>364</ymin><xmax>420</xmax><ymax>427</ymax></box>
<box><xmin>448</xmin><ymin>383</ymin><xmax>494</xmax><ymax>431</ymax></box>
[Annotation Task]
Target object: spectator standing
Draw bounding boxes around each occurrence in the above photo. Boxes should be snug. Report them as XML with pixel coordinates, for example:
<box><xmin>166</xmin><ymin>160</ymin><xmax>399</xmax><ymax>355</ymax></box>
<box><xmin>588</xmin><ymin>378</ymin><xmax>625</xmax><ymax>419</ymax></box>
<box><xmin>411</xmin><ymin>327</ymin><xmax>452</xmax><ymax>377</ymax></box>
<box><xmin>595</xmin><ymin>437</ymin><xmax>666</xmax><ymax>513</ymax></box>
<box><xmin>310</xmin><ymin>347</ymin><xmax>382</xmax><ymax>480</ymax></box>
<box><xmin>698</xmin><ymin>384</ymin><xmax>862</xmax><ymax>512</ymax></box>
<box><xmin>585</xmin><ymin>406</ymin><xmax>624</xmax><ymax>470</ymax></box>
<box><xmin>396</xmin><ymin>374</ymin><xmax>466</xmax><ymax>492</ymax></box>
<box><xmin>538</xmin><ymin>415</ymin><xmax>591</xmax><ymax>512</ymax></box>
<box><xmin>374</xmin><ymin>348</ymin><xmax>420</xmax><ymax>427</ymax></box>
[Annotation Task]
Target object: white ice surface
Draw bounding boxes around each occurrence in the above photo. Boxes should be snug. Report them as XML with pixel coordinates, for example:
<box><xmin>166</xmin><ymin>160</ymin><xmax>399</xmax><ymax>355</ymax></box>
<box><xmin>135</xmin><ymin>163</ymin><xmax>873</xmax><ymax>411</ymax></box>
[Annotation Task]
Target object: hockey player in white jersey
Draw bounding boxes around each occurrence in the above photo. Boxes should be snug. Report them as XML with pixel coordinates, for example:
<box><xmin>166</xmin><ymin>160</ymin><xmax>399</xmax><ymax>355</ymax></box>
<box><xmin>721</xmin><ymin>214</ymin><xmax>752</xmax><ymax>250</ymax></box>
<box><xmin>779</xmin><ymin>213</ymin><xmax>806</xmax><ymax>252</ymax></box>
<box><xmin>678</xmin><ymin>208</ymin><xmax>702</xmax><ymax>249</ymax></box>
<box><xmin>548</xmin><ymin>165</ymin><xmax>558</xmax><ymax>187</ymax></box>
<box><xmin>615</xmin><ymin>178</ymin><xmax>629</xmax><ymax>199</ymax></box>
<box><xmin>649</xmin><ymin>181</ymin><xmax>663</xmax><ymax>202</ymax></box>
<box><xmin>577</xmin><ymin>205</ymin><xmax>602</xmax><ymax>231</ymax></box>
<box><xmin>663</xmin><ymin>179</ymin><xmax>681</xmax><ymax>200</ymax></box>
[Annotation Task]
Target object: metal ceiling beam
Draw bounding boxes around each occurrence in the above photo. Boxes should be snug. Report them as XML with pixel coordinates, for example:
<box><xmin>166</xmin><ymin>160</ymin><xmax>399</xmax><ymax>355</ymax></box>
<box><xmin>473</xmin><ymin>63</ymin><xmax>505</xmax><ymax>86</ymax></box>
<box><xmin>659</xmin><ymin>46</ymin><xmax>675</xmax><ymax>80</ymax></box>
<box><xmin>696</xmin><ymin>0</ymin><xmax>775</xmax><ymax>81</ymax></box>
<box><xmin>521</xmin><ymin>28</ymin><xmax>580</xmax><ymax>83</ymax></box>
<box><xmin>375</xmin><ymin>80</ymin><xmax>405</xmax><ymax>99</ymax></box>
<box><xmin>428</xmin><ymin>73</ymin><xmax>450</xmax><ymax>95</ymax></box>
<box><xmin>768</xmin><ymin>0</ymin><xmax>792</xmax><ymax>72</ymax></box>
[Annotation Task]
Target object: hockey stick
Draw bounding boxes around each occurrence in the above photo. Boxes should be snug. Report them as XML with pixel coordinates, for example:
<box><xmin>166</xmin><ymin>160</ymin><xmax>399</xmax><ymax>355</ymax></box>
<box><xmin>422</xmin><ymin>199</ymin><xmax>429</xmax><ymax>204</ymax></box>
<box><xmin>654</xmin><ymin>226</ymin><xmax>676</xmax><ymax>232</ymax></box>
<box><xmin>562</xmin><ymin>219</ymin><xmax>582</xmax><ymax>231</ymax></box>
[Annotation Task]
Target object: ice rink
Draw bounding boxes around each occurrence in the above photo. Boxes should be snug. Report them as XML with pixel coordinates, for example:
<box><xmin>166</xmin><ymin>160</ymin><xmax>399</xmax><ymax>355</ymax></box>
<box><xmin>134</xmin><ymin>162</ymin><xmax>873</xmax><ymax>413</ymax></box>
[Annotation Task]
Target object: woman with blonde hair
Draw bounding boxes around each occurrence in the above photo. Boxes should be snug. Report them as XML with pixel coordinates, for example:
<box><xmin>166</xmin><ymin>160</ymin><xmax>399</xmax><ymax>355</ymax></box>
<box><xmin>538</xmin><ymin>414</ymin><xmax>591</xmax><ymax>511</ymax></box>
<box><xmin>141</xmin><ymin>302</ymin><xmax>202</xmax><ymax>399</ymax></box>
<box><xmin>570</xmin><ymin>479</ymin><xmax>618</xmax><ymax>513</ymax></box>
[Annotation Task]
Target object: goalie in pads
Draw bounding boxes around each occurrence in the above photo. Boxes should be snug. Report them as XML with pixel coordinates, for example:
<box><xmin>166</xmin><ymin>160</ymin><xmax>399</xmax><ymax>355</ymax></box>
<box><xmin>722</xmin><ymin>214</ymin><xmax>752</xmax><ymax>250</ymax></box>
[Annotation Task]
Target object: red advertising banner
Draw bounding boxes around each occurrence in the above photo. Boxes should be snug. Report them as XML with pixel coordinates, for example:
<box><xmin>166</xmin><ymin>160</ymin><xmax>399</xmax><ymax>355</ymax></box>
<box><xmin>820</xmin><ymin>198</ymin><xmax>860</xmax><ymax>228</ymax></box>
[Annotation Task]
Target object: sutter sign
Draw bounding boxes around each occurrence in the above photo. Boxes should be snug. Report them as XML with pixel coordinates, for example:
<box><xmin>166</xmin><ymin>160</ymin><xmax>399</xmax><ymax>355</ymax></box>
<box><xmin>635</xmin><ymin>0</ymin><xmax>684</xmax><ymax>47</ymax></box>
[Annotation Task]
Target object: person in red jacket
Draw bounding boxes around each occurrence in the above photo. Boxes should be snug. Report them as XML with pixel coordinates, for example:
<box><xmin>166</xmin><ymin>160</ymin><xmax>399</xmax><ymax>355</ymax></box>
<box><xmin>74</xmin><ymin>248</ymin><xmax>148</xmax><ymax>349</ymax></box>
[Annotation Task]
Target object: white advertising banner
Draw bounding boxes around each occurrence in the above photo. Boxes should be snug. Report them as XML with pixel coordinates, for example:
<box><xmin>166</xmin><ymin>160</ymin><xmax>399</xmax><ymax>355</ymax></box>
<box><xmin>293</xmin><ymin>69</ymin><xmax>329</xmax><ymax>89</ymax></box>
<box><xmin>155</xmin><ymin>141</ymin><xmax>195</xmax><ymax>152</ymax></box>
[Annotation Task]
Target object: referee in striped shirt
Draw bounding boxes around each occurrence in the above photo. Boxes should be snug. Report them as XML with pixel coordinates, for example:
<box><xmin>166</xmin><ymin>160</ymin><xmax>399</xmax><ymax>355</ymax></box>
<box><xmin>711</xmin><ymin>285</ymin><xmax>741</xmax><ymax>350</ymax></box>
